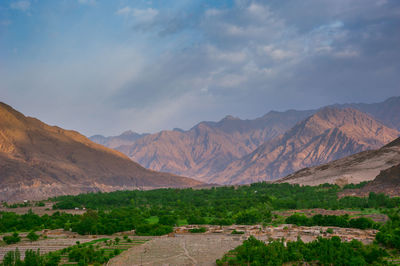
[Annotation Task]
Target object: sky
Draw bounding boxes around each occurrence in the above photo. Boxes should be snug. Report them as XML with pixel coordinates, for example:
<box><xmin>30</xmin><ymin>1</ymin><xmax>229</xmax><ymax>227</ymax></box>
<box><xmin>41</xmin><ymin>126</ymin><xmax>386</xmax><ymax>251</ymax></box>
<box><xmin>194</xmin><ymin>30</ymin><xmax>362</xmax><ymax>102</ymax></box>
<box><xmin>1</xmin><ymin>0</ymin><xmax>400</xmax><ymax>136</ymax></box>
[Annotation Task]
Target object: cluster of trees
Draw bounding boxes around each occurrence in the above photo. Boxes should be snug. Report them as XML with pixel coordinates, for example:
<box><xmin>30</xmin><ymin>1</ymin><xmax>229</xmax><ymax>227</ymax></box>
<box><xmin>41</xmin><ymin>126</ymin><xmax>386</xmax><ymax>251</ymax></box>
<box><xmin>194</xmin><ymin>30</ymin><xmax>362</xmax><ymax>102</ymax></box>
<box><xmin>216</xmin><ymin>236</ymin><xmax>388</xmax><ymax>265</ymax></box>
<box><xmin>342</xmin><ymin>181</ymin><xmax>370</xmax><ymax>189</ymax></box>
<box><xmin>0</xmin><ymin>210</ymin><xmax>77</xmax><ymax>233</ymax></box>
<box><xmin>1</xmin><ymin>183</ymin><xmax>399</xmax><ymax>238</ymax></box>
<box><xmin>285</xmin><ymin>214</ymin><xmax>378</xmax><ymax>229</ymax></box>
<box><xmin>0</xmin><ymin>249</ymin><xmax>60</xmax><ymax>266</ymax></box>
<box><xmin>2</xmin><ymin>201</ymin><xmax>45</xmax><ymax>209</ymax></box>
<box><xmin>376</xmin><ymin>209</ymin><xmax>400</xmax><ymax>250</ymax></box>
<box><xmin>52</xmin><ymin>183</ymin><xmax>400</xmax><ymax>212</ymax></box>
<box><xmin>135</xmin><ymin>224</ymin><xmax>173</xmax><ymax>236</ymax></box>
<box><xmin>66</xmin><ymin>244</ymin><xmax>111</xmax><ymax>265</ymax></box>
<box><xmin>2</xmin><ymin>231</ymin><xmax>39</xmax><ymax>245</ymax></box>
<box><xmin>3</xmin><ymin>232</ymin><xmax>20</xmax><ymax>245</ymax></box>
<box><xmin>189</xmin><ymin>227</ymin><xmax>206</xmax><ymax>233</ymax></box>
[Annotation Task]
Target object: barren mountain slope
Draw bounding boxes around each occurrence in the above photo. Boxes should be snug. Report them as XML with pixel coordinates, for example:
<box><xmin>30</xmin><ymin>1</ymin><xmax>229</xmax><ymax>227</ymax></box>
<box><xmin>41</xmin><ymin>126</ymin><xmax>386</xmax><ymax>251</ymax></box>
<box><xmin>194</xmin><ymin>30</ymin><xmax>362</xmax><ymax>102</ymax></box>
<box><xmin>115</xmin><ymin>110</ymin><xmax>314</xmax><ymax>182</ymax></box>
<box><xmin>277</xmin><ymin>137</ymin><xmax>400</xmax><ymax>186</ymax></box>
<box><xmin>0</xmin><ymin>103</ymin><xmax>201</xmax><ymax>202</ymax></box>
<box><xmin>211</xmin><ymin>108</ymin><xmax>399</xmax><ymax>184</ymax></box>
<box><xmin>341</xmin><ymin>162</ymin><xmax>400</xmax><ymax>197</ymax></box>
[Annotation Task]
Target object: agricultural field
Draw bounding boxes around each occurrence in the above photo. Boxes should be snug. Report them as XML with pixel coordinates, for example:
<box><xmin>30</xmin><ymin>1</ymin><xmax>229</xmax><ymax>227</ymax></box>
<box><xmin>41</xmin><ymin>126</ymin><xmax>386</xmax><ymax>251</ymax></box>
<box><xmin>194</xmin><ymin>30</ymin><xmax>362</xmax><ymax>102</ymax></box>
<box><xmin>0</xmin><ymin>183</ymin><xmax>399</xmax><ymax>265</ymax></box>
<box><xmin>109</xmin><ymin>234</ymin><xmax>244</xmax><ymax>265</ymax></box>
<box><xmin>0</xmin><ymin>229</ymin><xmax>150</xmax><ymax>265</ymax></box>
<box><xmin>109</xmin><ymin>223</ymin><xmax>380</xmax><ymax>266</ymax></box>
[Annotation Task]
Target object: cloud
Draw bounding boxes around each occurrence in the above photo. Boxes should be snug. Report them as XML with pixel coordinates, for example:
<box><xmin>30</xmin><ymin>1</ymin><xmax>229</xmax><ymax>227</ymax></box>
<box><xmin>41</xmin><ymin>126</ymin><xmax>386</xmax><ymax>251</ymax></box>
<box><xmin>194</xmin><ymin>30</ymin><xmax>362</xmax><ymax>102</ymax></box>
<box><xmin>2</xmin><ymin>0</ymin><xmax>400</xmax><ymax>136</ymax></box>
<box><xmin>116</xmin><ymin>6</ymin><xmax>158</xmax><ymax>23</ymax></box>
<box><xmin>109</xmin><ymin>0</ymin><xmax>400</xmax><ymax>134</ymax></box>
<box><xmin>116</xmin><ymin>6</ymin><xmax>132</xmax><ymax>15</ymax></box>
<box><xmin>132</xmin><ymin>8</ymin><xmax>159</xmax><ymax>23</ymax></box>
<box><xmin>10</xmin><ymin>1</ymin><xmax>30</xmax><ymax>12</ymax></box>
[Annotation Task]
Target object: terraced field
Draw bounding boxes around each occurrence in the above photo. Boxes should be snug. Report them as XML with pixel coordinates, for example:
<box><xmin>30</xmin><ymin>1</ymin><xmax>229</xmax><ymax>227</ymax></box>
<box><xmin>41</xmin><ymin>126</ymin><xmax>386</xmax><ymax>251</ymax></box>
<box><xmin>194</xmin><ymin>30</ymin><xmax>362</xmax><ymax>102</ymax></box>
<box><xmin>0</xmin><ymin>237</ymin><xmax>93</xmax><ymax>260</ymax></box>
<box><xmin>108</xmin><ymin>234</ymin><xmax>244</xmax><ymax>266</ymax></box>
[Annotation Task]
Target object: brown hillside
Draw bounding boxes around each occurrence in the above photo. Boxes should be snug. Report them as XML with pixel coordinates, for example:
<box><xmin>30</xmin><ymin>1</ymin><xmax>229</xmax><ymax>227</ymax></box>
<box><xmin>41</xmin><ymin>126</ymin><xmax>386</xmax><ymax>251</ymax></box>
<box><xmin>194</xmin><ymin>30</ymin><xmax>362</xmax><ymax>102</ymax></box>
<box><xmin>0</xmin><ymin>103</ymin><xmax>201</xmax><ymax>202</ymax></box>
<box><xmin>340</xmin><ymin>163</ymin><xmax>400</xmax><ymax>197</ymax></box>
<box><xmin>277</xmin><ymin>136</ymin><xmax>400</xmax><ymax>186</ymax></box>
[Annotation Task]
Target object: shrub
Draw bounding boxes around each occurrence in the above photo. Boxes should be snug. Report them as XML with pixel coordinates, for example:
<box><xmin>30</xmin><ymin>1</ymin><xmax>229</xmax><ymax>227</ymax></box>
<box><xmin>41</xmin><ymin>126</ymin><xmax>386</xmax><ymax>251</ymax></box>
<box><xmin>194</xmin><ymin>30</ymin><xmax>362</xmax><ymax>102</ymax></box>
<box><xmin>189</xmin><ymin>227</ymin><xmax>206</xmax><ymax>233</ymax></box>
<box><xmin>3</xmin><ymin>232</ymin><xmax>21</xmax><ymax>245</ymax></box>
<box><xmin>27</xmin><ymin>230</ymin><xmax>39</xmax><ymax>241</ymax></box>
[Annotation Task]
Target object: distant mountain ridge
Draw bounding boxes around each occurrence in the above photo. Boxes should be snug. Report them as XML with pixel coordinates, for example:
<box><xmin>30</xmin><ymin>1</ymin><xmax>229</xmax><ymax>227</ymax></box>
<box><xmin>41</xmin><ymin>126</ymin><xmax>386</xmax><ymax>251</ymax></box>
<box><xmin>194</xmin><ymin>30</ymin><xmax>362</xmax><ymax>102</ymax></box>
<box><xmin>209</xmin><ymin>107</ymin><xmax>399</xmax><ymax>184</ymax></box>
<box><xmin>0</xmin><ymin>103</ymin><xmax>201</xmax><ymax>202</ymax></box>
<box><xmin>91</xmin><ymin>96</ymin><xmax>400</xmax><ymax>184</ymax></box>
<box><xmin>112</xmin><ymin>110</ymin><xmax>315</xmax><ymax>182</ymax></box>
<box><xmin>90</xmin><ymin>131</ymin><xmax>149</xmax><ymax>149</ymax></box>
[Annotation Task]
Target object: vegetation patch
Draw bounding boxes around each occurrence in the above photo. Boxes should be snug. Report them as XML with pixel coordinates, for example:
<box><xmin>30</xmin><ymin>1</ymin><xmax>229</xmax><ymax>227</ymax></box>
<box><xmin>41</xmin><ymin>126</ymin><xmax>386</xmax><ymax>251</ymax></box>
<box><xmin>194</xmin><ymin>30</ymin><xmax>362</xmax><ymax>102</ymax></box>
<box><xmin>217</xmin><ymin>235</ymin><xmax>388</xmax><ymax>265</ymax></box>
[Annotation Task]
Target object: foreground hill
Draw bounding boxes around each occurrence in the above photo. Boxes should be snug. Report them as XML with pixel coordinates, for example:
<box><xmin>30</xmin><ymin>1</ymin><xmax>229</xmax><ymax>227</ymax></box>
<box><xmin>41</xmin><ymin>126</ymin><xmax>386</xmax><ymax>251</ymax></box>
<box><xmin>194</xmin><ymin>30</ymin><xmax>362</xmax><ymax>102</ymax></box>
<box><xmin>343</xmin><ymin>163</ymin><xmax>400</xmax><ymax>197</ymax></box>
<box><xmin>211</xmin><ymin>108</ymin><xmax>399</xmax><ymax>184</ymax></box>
<box><xmin>277</xmin><ymin>137</ymin><xmax>400</xmax><ymax>186</ymax></box>
<box><xmin>0</xmin><ymin>103</ymin><xmax>201</xmax><ymax>202</ymax></box>
<box><xmin>112</xmin><ymin>110</ymin><xmax>314</xmax><ymax>182</ymax></box>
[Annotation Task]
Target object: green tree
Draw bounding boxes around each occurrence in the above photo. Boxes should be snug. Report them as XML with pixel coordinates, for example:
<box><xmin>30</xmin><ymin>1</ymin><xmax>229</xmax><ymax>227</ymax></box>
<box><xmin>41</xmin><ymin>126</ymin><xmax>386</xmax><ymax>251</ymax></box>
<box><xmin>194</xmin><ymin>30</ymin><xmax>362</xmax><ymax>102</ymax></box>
<box><xmin>27</xmin><ymin>231</ymin><xmax>39</xmax><ymax>242</ymax></box>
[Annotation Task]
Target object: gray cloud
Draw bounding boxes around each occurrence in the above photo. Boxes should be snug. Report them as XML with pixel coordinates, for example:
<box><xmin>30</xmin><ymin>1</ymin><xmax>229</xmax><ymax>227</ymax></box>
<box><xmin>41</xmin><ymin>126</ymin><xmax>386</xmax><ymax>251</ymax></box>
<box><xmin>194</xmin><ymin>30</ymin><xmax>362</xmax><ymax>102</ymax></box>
<box><xmin>110</xmin><ymin>0</ymin><xmax>400</xmax><ymax>128</ymax></box>
<box><xmin>2</xmin><ymin>0</ymin><xmax>399</xmax><ymax>136</ymax></box>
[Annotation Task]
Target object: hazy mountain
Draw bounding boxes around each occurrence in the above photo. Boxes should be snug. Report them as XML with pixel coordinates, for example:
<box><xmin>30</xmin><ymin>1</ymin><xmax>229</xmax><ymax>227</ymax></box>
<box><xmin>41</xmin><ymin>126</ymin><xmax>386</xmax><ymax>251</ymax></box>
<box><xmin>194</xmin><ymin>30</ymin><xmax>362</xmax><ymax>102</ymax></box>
<box><xmin>114</xmin><ymin>110</ymin><xmax>314</xmax><ymax>182</ymax></box>
<box><xmin>0</xmin><ymin>103</ymin><xmax>201</xmax><ymax>202</ymax></box>
<box><xmin>90</xmin><ymin>131</ymin><xmax>149</xmax><ymax>149</ymax></box>
<box><xmin>210</xmin><ymin>107</ymin><xmax>399</xmax><ymax>184</ymax></box>
<box><xmin>277</xmin><ymin>136</ymin><xmax>400</xmax><ymax>187</ymax></box>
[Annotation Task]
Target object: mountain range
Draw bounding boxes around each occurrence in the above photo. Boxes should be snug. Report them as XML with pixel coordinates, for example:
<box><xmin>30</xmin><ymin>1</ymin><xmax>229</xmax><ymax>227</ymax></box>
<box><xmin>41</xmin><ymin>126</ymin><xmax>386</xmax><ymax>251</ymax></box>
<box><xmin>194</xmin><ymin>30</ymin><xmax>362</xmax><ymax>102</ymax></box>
<box><xmin>0</xmin><ymin>103</ymin><xmax>201</xmax><ymax>202</ymax></box>
<box><xmin>112</xmin><ymin>110</ymin><xmax>314</xmax><ymax>182</ymax></box>
<box><xmin>91</xmin><ymin>97</ymin><xmax>400</xmax><ymax>184</ymax></box>
<box><xmin>210</xmin><ymin>107</ymin><xmax>399</xmax><ymax>184</ymax></box>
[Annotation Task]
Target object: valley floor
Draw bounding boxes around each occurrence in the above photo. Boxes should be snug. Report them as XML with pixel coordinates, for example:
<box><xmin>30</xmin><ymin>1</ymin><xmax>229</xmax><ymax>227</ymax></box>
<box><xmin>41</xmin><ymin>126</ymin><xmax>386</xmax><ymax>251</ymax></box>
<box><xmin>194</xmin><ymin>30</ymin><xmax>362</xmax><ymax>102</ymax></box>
<box><xmin>109</xmin><ymin>224</ymin><xmax>377</xmax><ymax>266</ymax></box>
